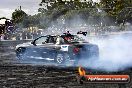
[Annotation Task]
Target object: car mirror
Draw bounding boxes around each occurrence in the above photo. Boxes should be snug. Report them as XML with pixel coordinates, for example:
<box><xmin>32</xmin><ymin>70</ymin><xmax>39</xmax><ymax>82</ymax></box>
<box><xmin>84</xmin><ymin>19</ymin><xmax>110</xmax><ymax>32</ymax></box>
<box><xmin>31</xmin><ymin>41</ymin><xmax>34</xmax><ymax>44</ymax></box>
<box><xmin>31</xmin><ymin>41</ymin><xmax>36</xmax><ymax>46</ymax></box>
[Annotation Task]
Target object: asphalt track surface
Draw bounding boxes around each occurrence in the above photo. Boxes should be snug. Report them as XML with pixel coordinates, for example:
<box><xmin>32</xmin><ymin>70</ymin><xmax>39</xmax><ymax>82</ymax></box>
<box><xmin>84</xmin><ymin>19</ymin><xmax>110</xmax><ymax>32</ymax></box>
<box><xmin>0</xmin><ymin>47</ymin><xmax>132</xmax><ymax>88</ymax></box>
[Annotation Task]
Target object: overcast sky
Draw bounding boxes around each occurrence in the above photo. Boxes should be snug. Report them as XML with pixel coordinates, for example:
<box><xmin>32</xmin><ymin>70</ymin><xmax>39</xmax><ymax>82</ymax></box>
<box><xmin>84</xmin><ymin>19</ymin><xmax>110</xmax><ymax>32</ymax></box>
<box><xmin>0</xmin><ymin>0</ymin><xmax>100</xmax><ymax>19</ymax></box>
<box><xmin>0</xmin><ymin>0</ymin><xmax>41</xmax><ymax>19</ymax></box>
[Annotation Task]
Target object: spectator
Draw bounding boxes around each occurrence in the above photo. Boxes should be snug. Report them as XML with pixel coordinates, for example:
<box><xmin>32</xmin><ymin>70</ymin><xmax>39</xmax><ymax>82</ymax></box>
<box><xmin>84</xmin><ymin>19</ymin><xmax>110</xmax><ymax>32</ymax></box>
<box><xmin>0</xmin><ymin>34</ymin><xmax>5</xmax><ymax>40</ymax></box>
<box><xmin>22</xmin><ymin>31</ymin><xmax>26</xmax><ymax>39</ymax></box>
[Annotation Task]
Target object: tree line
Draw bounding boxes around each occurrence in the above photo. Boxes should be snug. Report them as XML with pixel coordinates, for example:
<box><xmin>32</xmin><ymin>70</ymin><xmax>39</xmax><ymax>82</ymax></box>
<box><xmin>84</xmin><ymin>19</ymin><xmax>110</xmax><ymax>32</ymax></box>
<box><xmin>12</xmin><ymin>0</ymin><xmax>132</xmax><ymax>30</ymax></box>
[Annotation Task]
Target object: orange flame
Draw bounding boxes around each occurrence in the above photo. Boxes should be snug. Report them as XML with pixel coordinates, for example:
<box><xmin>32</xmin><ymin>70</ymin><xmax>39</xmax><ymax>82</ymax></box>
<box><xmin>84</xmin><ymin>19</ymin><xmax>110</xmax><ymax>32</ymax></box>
<box><xmin>78</xmin><ymin>66</ymin><xmax>86</xmax><ymax>76</ymax></box>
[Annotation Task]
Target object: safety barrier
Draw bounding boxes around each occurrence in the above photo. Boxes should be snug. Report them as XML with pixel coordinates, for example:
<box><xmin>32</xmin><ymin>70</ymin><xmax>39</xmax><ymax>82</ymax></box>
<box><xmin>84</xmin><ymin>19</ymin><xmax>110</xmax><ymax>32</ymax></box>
<box><xmin>0</xmin><ymin>39</ymin><xmax>33</xmax><ymax>47</ymax></box>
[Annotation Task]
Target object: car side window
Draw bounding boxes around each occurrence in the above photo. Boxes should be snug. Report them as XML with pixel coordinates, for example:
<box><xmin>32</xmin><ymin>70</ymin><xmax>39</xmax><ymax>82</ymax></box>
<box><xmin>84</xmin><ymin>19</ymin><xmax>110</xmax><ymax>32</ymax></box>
<box><xmin>46</xmin><ymin>36</ymin><xmax>55</xmax><ymax>43</ymax></box>
<box><xmin>34</xmin><ymin>36</ymin><xmax>47</xmax><ymax>45</ymax></box>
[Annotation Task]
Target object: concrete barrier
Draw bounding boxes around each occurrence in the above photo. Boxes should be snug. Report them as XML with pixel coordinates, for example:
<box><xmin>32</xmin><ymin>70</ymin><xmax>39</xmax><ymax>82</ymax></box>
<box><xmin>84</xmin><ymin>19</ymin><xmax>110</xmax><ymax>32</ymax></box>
<box><xmin>0</xmin><ymin>39</ymin><xmax>33</xmax><ymax>47</ymax></box>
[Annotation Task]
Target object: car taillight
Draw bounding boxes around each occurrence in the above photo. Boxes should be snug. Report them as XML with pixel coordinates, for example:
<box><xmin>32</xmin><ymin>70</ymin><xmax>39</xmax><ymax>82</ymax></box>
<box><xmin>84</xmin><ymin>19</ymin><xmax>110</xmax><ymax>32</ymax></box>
<box><xmin>73</xmin><ymin>47</ymin><xmax>80</xmax><ymax>54</ymax></box>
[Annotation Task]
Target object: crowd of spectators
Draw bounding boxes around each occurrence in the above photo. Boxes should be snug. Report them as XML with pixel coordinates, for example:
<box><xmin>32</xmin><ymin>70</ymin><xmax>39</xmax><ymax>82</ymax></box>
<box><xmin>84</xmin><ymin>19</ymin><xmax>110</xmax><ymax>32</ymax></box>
<box><xmin>0</xmin><ymin>27</ymin><xmax>42</xmax><ymax>40</ymax></box>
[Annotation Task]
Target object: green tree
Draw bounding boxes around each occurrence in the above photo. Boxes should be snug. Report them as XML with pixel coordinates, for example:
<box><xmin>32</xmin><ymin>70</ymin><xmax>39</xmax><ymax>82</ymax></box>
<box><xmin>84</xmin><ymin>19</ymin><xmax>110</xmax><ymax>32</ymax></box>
<box><xmin>38</xmin><ymin>0</ymin><xmax>98</xmax><ymax>28</ymax></box>
<box><xmin>38</xmin><ymin>0</ymin><xmax>131</xmax><ymax>29</ymax></box>
<box><xmin>12</xmin><ymin>8</ymin><xmax>27</xmax><ymax>24</ymax></box>
<box><xmin>100</xmin><ymin>0</ymin><xmax>132</xmax><ymax>24</ymax></box>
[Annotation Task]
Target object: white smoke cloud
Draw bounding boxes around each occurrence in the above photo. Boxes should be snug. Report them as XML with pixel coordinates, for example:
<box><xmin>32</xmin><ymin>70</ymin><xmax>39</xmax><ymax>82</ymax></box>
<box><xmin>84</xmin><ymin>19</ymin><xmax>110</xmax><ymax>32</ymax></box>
<box><xmin>78</xmin><ymin>33</ymin><xmax>132</xmax><ymax>72</ymax></box>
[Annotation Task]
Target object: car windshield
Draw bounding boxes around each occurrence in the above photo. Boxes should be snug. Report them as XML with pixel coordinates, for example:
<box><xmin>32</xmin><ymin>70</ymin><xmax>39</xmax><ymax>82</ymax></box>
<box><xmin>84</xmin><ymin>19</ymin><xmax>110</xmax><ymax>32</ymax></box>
<box><xmin>34</xmin><ymin>36</ymin><xmax>47</xmax><ymax>45</ymax></box>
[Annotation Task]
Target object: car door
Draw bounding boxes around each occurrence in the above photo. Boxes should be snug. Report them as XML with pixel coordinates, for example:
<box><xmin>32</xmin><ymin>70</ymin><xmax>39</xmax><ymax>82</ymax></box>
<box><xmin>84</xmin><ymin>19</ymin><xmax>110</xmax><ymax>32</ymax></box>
<box><xmin>30</xmin><ymin>36</ymin><xmax>56</xmax><ymax>61</ymax></box>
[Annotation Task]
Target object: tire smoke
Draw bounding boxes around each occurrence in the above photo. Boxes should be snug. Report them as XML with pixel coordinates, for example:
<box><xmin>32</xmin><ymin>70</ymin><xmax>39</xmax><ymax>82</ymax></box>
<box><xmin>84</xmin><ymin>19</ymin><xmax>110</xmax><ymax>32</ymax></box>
<box><xmin>78</xmin><ymin>33</ymin><xmax>132</xmax><ymax>72</ymax></box>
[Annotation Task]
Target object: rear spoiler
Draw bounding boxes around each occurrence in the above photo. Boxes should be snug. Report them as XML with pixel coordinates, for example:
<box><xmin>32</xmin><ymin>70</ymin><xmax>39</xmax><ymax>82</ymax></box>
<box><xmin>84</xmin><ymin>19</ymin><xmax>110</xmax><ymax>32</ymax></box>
<box><xmin>77</xmin><ymin>32</ymin><xmax>87</xmax><ymax>36</ymax></box>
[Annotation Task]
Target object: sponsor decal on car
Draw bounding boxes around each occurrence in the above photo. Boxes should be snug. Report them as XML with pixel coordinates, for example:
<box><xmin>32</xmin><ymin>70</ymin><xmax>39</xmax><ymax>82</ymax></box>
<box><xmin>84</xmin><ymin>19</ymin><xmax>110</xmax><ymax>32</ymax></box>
<box><xmin>61</xmin><ymin>45</ymin><xmax>69</xmax><ymax>51</ymax></box>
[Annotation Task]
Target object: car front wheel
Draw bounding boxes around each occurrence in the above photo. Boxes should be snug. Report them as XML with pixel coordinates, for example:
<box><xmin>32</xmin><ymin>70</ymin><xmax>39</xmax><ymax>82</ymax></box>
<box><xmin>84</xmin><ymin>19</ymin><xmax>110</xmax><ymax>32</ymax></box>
<box><xmin>55</xmin><ymin>53</ymin><xmax>65</xmax><ymax>64</ymax></box>
<box><xmin>55</xmin><ymin>53</ymin><xmax>76</xmax><ymax>66</ymax></box>
<box><xmin>16</xmin><ymin>47</ymin><xmax>26</xmax><ymax>59</ymax></box>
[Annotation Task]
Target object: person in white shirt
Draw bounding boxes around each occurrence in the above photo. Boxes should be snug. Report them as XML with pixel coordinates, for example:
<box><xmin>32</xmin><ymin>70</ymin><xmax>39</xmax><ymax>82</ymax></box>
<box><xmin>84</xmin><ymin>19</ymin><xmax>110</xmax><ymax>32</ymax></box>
<box><xmin>55</xmin><ymin>35</ymin><xmax>64</xmax><ymax>45</ymax></box>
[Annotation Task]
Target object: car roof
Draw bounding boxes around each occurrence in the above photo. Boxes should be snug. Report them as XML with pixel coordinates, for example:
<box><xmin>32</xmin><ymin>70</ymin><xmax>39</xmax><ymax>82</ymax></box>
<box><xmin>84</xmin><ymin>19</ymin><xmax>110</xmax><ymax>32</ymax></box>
<box><xmin>39</xmin><ymin>34</ymin><xmax>75</xmax><ymax>37</ymax></box>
